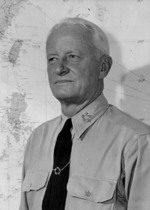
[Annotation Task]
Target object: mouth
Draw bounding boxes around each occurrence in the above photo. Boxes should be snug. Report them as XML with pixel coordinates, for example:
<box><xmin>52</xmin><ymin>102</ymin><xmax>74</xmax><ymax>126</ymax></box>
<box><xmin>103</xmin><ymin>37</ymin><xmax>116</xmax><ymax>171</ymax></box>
<box><xmin>54</xmin><ymin>80</ymin><xmax>73</xmax><ymax>84</ymax></box>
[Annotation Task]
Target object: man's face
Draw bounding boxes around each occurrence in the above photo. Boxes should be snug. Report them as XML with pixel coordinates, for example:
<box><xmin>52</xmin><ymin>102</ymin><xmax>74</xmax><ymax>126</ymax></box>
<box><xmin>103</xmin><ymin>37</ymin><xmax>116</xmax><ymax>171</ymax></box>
<box><xmin>46</xmin><ymin>24</ymin><xmax>102</xmax><ymax>105</ymax></box>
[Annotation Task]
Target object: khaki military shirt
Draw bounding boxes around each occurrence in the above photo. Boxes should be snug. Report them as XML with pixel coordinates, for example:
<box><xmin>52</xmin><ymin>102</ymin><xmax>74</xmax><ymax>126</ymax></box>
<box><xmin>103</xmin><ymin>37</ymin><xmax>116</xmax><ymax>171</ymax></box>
<box><xmin>19</xmin><ymin>94</ymin><xmax>150</xmax><ymax>210</ymax></box>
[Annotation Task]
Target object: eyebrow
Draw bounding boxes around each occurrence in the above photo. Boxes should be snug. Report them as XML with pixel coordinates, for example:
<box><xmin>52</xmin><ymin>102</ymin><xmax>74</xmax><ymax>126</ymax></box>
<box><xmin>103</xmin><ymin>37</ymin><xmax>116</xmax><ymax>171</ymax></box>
<box><xmin>47</xmin><ymin>50</ymin><xmax>83</xmax><ymax>56</ymax></box>
<box><xmin>47</xmin><ymin>53</ymin><xmax>58</xmax><ymax>56</ymax></box>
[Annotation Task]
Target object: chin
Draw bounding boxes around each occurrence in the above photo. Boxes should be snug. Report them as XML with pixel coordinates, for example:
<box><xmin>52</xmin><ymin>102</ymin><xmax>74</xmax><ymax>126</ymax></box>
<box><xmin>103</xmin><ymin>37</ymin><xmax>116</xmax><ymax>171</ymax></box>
<box><xmin>53</xmin><ymin>92</ymin><xmax>73</xmax><ymax>101</ymax></box>
<box><xmin>53</xmin><ymin>92</ymin><xmax>78</xmax><ymax>104</ymax></box>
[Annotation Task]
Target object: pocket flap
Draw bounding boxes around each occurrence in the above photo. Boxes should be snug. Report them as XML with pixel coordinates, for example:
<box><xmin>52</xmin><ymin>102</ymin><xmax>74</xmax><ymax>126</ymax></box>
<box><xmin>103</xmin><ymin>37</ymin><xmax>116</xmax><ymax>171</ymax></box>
<box><xmin>67</xmin><ymin>175</ymin><xmax>116</xmax><ymax>203</ymax></box>
<box><xmin>22</xmin><ymin>171</ymin><xmax>49</xmax><ymax>192</ymax></box>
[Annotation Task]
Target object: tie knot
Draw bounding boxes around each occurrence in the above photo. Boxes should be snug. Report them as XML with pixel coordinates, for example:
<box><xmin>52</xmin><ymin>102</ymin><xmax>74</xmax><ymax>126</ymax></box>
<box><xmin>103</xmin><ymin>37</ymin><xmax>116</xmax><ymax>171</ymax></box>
<box><xmin>63</xmin><ymin>118</ymin><xmax>72</xmax><ymax>131</ymax></box>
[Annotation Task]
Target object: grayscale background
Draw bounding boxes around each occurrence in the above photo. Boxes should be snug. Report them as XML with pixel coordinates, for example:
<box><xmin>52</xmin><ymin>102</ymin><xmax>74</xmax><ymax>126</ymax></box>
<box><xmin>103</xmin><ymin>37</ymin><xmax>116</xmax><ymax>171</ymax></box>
<box><xmin>0</xmin><ymin>0</ymin><xmax>150</xmax><ymax>209</ymax></box>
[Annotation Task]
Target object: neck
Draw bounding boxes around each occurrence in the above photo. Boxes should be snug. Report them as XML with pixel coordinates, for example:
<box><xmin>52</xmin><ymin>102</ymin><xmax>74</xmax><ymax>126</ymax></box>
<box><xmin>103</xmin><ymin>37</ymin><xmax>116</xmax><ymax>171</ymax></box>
<box><xmin>61</xmin><ymin>101</ymin><xmax>88</xmax><ymax>117</ymax></box>
<box><xmin>60</xmin><ymin>91</ymin><xmax>102</xmax><ymax>118</ymax></box>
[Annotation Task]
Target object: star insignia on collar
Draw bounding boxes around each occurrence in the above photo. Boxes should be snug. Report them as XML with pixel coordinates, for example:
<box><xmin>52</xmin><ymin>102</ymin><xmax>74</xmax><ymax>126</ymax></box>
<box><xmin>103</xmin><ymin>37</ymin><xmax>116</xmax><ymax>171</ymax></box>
<box><xmin>82</xmin><ymin>112</ymin><xmax>92</xmax><ymax>122</ymax></box>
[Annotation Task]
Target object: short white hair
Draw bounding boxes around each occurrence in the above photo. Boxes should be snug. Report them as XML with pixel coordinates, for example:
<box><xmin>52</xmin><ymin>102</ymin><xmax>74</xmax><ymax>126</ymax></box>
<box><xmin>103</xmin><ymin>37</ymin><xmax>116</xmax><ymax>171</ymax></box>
<box><xmin>46</xmin><ymin>17</ymin><xmax>110</xmax><ymax>57</ymax></box>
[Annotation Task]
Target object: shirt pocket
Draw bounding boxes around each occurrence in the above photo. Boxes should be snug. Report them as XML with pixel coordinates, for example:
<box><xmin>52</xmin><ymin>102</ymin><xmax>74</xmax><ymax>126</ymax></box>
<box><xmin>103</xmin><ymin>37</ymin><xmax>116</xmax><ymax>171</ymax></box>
<box><xmin>22</xmin><ymin>170</ymin><xmax>49</xmax><ymax>209</ymax></box>
<box><xmin>22</xmin><ymin>170</ymin><xmax>49</xmax><ymax>192</ymax></box>
<box><xmin>67</xmin><ymin>174</ymin><xmax>117</xmax><ymax>203</ymax></box>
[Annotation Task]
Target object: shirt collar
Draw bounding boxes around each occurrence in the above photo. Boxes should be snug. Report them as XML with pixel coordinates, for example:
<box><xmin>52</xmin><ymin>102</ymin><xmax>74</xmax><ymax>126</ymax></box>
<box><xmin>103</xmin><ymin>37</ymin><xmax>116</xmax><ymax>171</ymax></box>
<box><xmin>61</xmin><ymin>93</ymin><xmax>109</xmax><ymax>138</ymax></box>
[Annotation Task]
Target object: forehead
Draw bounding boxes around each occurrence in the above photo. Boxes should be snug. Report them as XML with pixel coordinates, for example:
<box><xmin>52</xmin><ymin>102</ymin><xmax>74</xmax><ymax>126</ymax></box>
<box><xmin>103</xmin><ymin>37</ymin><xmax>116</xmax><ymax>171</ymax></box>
<box><xmin>46</xmin><ymin>24</ymin><xmax>94</xmax><ymax>52</ymax></box>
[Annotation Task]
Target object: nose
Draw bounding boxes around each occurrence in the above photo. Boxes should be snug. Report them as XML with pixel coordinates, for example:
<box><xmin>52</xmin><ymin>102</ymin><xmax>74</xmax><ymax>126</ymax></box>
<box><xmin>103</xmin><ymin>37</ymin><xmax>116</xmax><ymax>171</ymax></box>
<box><xmin>56</xmin><ymin>57</ymin><xmax>69</xmax><ymax>76</ymax></box>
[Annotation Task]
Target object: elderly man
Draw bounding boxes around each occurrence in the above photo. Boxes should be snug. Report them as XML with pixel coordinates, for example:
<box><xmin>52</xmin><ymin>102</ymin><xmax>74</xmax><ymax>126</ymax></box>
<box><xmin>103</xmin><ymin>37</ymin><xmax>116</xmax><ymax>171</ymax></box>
<box><xmin>19</xmin><ymin>18</ymin><xmax>150</xmax><ymax>210</ymax></box>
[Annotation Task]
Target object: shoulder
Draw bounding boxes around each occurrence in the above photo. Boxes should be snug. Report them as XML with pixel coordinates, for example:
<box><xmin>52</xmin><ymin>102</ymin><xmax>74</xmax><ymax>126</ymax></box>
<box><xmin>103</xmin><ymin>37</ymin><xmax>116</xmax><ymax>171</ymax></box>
<box><xmin>106</xmin><ymin>105</ymin><xmax>150</xmax><ymax>136</ymax></box>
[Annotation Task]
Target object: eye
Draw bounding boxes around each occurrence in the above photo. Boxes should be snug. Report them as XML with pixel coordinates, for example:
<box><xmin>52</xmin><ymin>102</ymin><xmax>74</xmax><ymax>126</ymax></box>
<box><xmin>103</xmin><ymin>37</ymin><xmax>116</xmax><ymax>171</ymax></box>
<box><xmin>67</xmin><ymin>54</ymin><xmax>80</xmax><ymax>62</ymax></box>
<box><xmin>48</xmin><ymin>57</ymin><xmax>58</xmax><ymax>64</ymax></box>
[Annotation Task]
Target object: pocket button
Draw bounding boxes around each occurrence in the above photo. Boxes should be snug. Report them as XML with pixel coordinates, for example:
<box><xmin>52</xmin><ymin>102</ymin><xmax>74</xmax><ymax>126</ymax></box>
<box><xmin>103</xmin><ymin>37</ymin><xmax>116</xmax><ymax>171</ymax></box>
<box><xmin>85</xmin><ymin>190</ymin><xmax>92</xmax><ymax>197</ymax></box>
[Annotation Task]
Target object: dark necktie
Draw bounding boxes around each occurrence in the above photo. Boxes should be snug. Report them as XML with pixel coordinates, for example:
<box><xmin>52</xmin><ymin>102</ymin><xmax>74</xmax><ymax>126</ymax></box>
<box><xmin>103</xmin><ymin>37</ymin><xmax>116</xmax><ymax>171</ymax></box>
<box><xmin>42</xmin><ymin>118</ymin><xmax>72</xmax><ymax>210</ymax></box>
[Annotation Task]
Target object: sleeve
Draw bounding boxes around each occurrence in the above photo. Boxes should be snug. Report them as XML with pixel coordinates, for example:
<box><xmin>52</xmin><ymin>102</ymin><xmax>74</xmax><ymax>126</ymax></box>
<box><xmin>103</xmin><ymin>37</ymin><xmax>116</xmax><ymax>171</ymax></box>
<box><xmin>124</xmin><ymin>133</ymin><xmax>150</xmax><ymax>209</ymax></box>
<box><xmin>19</xmin><ymin>134</ymin><xmax>32</xmax><ymax>210</ymax></box>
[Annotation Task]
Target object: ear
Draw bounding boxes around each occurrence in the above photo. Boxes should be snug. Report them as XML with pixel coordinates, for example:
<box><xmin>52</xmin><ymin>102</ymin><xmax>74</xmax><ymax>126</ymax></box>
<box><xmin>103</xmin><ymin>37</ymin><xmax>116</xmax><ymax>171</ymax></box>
<box><xmin>99</xmin><ymin>55</ymin><xmax>113</xmax><ymax>79</ymax></box>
